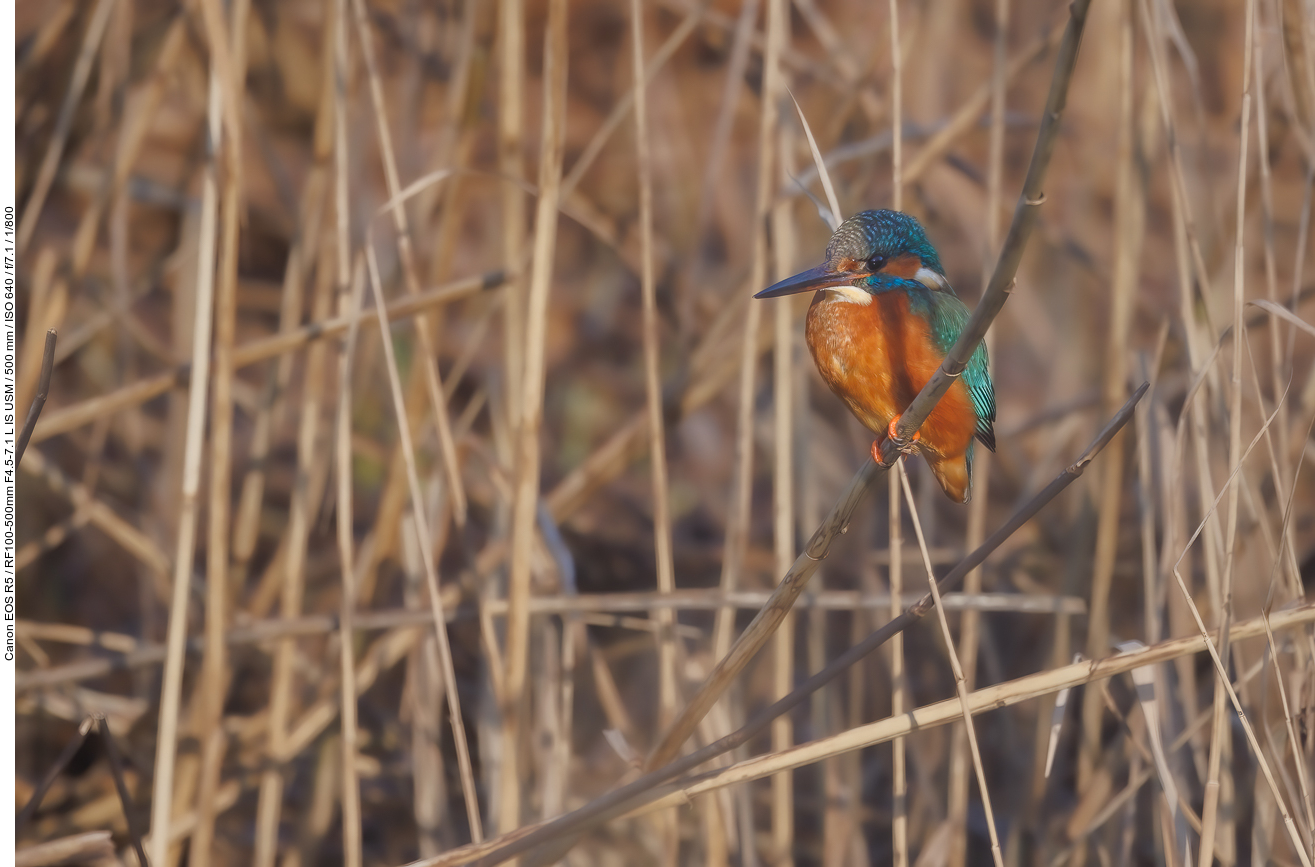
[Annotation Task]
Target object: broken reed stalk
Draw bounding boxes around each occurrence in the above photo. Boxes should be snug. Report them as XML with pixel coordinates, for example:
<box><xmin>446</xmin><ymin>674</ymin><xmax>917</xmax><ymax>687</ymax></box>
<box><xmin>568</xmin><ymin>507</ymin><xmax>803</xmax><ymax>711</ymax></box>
<box><xmin>15</xmin><ymin>329</ymin><xmax>56</xmax><ymax>467</ymax></box>
<box><xmin>646</xmin><ymin>0</ymin><xmax>1094</xmax><ymax>772</ymax></box>
<box><xmin>16</xmin><ymin>716</ymin><xmax>92</xmax><ymax>830</ymax></box>
<box><xmin>465</xmin><ymin>384</ymin><xmax>1144</xmax><ymax>867</ymax></box>
<box><xmin>147</xmin><ymin>72</ymin><xmax>222</xmax><ymax>867</ymax></box>
<box><xmin>98</xmin><ymin>716</ymin><xmax>151</xmax><ymax>867</ymax></box>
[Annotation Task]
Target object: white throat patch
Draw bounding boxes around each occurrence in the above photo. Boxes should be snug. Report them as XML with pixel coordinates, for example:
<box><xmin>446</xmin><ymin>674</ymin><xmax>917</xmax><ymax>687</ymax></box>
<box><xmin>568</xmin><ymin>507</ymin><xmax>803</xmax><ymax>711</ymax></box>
<box><xmin>821</xmin><ymin>284</ymin><xmax>873</xmax><ymax>305</ymax></box>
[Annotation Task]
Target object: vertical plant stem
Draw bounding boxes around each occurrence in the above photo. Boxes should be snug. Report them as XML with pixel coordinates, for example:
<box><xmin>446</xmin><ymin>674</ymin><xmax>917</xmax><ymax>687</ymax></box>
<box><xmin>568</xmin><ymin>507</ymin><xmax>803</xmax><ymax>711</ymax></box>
<box><xmin>630</xmin><ymin>0</ymin><xmax>679</xmax><ymax>737</ymax></box>
<box><xmin>332</xmin><ymin>1</ymin><xmax>363</xmax><ymax>859</ymax></box>
<box><xmin>498</xmin><ymin>0</ymin><xmax>526</xmax><ymax>435</ymax></box>
<box><xmin>1201</xmin><ymin>2</ymin><xmax>1255</xmax><ymax>862</ymax></box>
<box><xmin>887</xmin><ymin>3</ymin><xmax>907</xmax><ymax>864</ymax></box>
<box><xmin>947</xmin><ymin>0</ymin><xmax>1007</xmax><ymax>862</ymax></box>
<box><xmin>889</xmin><ymin>467</ymin><xmax>907</xmax><ymax>867</ymax></box>
<box><xmin>148</xmin><ymin>71</ymin><xmax>221</xmax><ymax>867</ymax></box>
<box><xmin>190</xmin><ymin>0</ymin><xmax>249</xmax><ymax>862</ymax></box>
<box><xmin>502</xmin><ymin>0</ymin><xmax>569</xmax><ymax>834</ymax></box>
<box><xmin>770</xmin><ymin>106</ymin><xmax>797</xmax><ymax>867</ymax></box>
<box><xmin>253</xmin><ymin>225</ymin><xmax>337</xmax><ymax>867</ymax></box>
<box><xmin>1080</xmin><ymin>0</ymin><xmax>1144</xmax><ymax>791</ymax></box>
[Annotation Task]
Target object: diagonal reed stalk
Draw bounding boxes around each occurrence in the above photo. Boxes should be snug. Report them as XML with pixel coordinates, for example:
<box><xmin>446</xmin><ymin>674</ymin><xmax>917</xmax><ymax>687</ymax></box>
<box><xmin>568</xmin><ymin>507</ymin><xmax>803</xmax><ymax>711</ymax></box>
<box><xmin>365</xmin><ymin>242</ymin><xmax>484</xmax><ymax>841</ymax></box>
<box><xmin>896</xmin><ymin>461</ymin><xmax>1004</xmax><ymax>867</ymax></box>
<box><xmin>460</xmin><ymin>383</ymin><xmax>1142</xmax><ymax>867</ymax></box>
<box><xmin>646</xmin><ymin>0</ymin><xmax>1094</xmax><ymax>773</ymax></box>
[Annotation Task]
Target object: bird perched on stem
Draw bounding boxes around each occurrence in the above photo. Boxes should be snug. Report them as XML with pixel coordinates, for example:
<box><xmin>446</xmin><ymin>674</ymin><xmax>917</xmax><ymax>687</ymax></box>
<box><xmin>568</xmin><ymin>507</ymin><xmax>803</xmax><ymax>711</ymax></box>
<box><xmin>756</xmin><ymin>209</ymin><xmax>995</xmax><ymax>503</ymax></box>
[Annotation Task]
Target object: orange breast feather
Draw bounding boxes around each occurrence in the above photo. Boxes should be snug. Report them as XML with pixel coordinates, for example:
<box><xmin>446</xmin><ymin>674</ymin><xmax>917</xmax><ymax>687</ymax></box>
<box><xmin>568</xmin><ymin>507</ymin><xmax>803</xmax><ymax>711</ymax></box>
<box><xmin>805</xmin><ymin>290</ymin><xmax>978</xmax><ymax>461</ymax></box>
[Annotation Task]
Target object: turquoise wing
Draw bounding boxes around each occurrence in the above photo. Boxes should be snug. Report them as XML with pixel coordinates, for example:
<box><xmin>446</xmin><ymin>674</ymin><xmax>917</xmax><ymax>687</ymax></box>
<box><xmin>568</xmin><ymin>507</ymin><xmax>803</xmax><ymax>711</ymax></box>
<box><xmin>927</xmin><ymin>290</ymin><xmax>996</xmax><ymax>452</ymax></box>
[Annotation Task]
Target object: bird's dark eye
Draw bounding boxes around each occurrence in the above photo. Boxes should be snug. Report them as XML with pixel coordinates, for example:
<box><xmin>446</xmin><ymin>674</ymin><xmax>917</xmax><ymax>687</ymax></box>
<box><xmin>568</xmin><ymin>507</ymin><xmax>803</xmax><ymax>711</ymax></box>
<box><xmin>867</xmin><ymin>255</ymin><xmax>887</xmax><ymax>272</ymax></box>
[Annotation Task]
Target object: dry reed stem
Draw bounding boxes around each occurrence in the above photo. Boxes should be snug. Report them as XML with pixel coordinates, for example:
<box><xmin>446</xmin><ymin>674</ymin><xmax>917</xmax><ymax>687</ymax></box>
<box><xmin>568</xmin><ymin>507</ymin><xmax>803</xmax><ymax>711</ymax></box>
<box><xmin>647</xmin><ymin>608</ymin><xmax>1315</xmax><ymax>816</ymax></box>
<box><xmin>333</xmin><ymin>1</ymin><xmax>363</xmax><ymax>856</ymax></box>
<box><xmin>366</xmin><ymin>245</ymin><xmax>484</xmax><ymax>841</ymax></box>
<box><xmin>888</xmin><ymin>470</ymin><xmax>907</xmax><ymax>867</ymax></box>
<box><xmin>468</xmin><ymin>386</ymin><xmax>1142</xmax><ymax>867</ymax></box>
<box><xmin>16</xmin><ymin>0</ymin><xmax>116</xmax><ymax>255</ymax></box>
<box><xmin>30</xmin><ymin>271</ymin><xmax>503</xmax><ymax>444</ymax></box>
<box><xmin>630</xmin><ymin>0</ymin><xmax>679</xmax><ymax>736</ymax></box>
<box><xmin>349</xmin><ymin>0</ymin><xmax>468</xmax><ymax>527</ymax></box>
<box><xmin>17</xmin><ymin>449</ymin><xmax>168</xmax><ymax>581</ymax></box>
<box><xmin>885</xmin><ymin>0</ymin><xmax>1091</xmax><ymax>455</ymax></box>
<box><xmin>652</xmin><ymin>0</ymin><xmax>1091</xmax><ymax>787</ymax></box>
<box><xmin>15</xmin><ymin>831</ymin><xmax>115</xmax><ymax>867</ymax></box>
<box><xmin>561</xmin><ymin>2</ymin><xmax>706</xmax><ymax>203</ymax></box>
<box><xmin>15</xmin><ymin>330</ymin><xmax>56</xmax><ymax>468</ymax></box>
<box><xmin>431</xmin><ymin>601</ymin><xmax>1313</xmax><ymax>867</ymax></box>
<box><xmin>190</xmin><ymin>0</ymin><xmax>249</xmax><ymax>856</ymax></box>
<box><xmin>659</xmin><ymin>0</ymin><xmax>785</xmax><ymax>772</ymax></box>
<box><xmin>896</xmin><ymin>461</ymin><xmax>1004</xmax><ymax>867</ymax></box>
<box><xmin>1167</xmin><ymin>368</ymin><xmax>1311</xmax><ymax>864</ymax></box>
<box><xmin>684</xmin><ymin>0</ymin><xmax>758</xmax><ymax>331</ymax></box>
<box><xmin>253</xmin><ymin>225</ymin><xmax>338</xmax><ymax>867</ymax></box>
<box><xmin>1254</xmin><ymin>7</ymin><xmax>1294</xmax><ymax>508</ymax></box>
<box><xmin>16</xmin><ymin>588</ymin><xmax>1086</xmax><ymax>687</ymax></box>
<box><xmin>770</xmin><ymin>111</ymin><xmax>798</xmax><ymax>867</ymax></box>
<box><xmin>498</xmin><ymin>0</ymin><xmax>526</xmax><ymax>434</ymax></box>
<box><xmin>500</xmin><ymin>0</ymin><xmax>568</xmax><ymax>836</ymax></box>
<box><xmin>788</xmin><ymin>21</ymin><xmax>1060</xmax><ymax>199</ymax></box>
<box><xmin>887</xmin><ymin>3</ymin><xmax>907</xmax><ymax>863</ymax></box>
<box><xmin>147</xmin><ymin>71</ymin><xmax>222</xmax><ymax>867</ymax></box>
<box><xmin>1079</xmin><ymin>0</ymin><xmax>1143</xmax><ymax>797</ymax></box>
<box><xmin>1200</xmin><ymin>2</ymin><xmax>1257</xmax><ymax>861</ymax></box>
<box><xmin>946</xmin><ymin>0</ymin><xmax>1008</xmax><ymax>851</ymax></box>
<box><xmin>231</xmin><ymin>162</ymin><xmax>330</xmax><ymax>575</ymax></box>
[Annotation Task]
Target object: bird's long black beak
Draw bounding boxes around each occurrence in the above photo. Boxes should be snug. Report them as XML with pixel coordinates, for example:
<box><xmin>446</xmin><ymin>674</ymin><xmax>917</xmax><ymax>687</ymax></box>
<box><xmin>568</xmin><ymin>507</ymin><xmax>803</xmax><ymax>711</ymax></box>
<box><xmin>754</xmin><ymin>264</ymin><xmax>863</xmax><ymax>299</ymax></box>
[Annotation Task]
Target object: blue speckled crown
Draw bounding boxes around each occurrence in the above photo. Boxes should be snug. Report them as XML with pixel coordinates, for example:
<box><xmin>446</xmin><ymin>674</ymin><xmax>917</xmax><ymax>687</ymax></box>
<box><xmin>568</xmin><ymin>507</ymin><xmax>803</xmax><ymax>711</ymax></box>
<box><xmin>825</xmin><ymin>210</ymin><xmax>944</xmax><ymax>274</ymax></box>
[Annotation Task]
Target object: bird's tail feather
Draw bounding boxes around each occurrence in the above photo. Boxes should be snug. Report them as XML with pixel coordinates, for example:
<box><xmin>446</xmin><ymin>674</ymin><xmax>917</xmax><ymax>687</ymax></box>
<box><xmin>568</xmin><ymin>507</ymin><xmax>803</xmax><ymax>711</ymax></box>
<box><xmin>927</xmin><ymin>450</ymin><xmax>972</xmax><ymax>504</ymax></box>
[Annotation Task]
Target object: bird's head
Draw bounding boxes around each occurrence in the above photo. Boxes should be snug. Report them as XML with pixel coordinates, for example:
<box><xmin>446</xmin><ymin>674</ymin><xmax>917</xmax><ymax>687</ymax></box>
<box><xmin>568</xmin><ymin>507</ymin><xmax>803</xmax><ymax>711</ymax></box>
<box><xmin>755</xmin><ymin>209</ymin><xmax>948</xmax><ymax>303</ymax></box>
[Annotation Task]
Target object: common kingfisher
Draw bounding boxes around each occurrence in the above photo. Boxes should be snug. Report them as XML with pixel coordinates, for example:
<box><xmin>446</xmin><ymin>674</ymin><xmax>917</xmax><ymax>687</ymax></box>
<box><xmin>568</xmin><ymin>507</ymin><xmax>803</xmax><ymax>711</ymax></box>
<box><xmin>756</xmin><ymin>210</ymin><xmax>996</xmax><ymax>503</ymax></box>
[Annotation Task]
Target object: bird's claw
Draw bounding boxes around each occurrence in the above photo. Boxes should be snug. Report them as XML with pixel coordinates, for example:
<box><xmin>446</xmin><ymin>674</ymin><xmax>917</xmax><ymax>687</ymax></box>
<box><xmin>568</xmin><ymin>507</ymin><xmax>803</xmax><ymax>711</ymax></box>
<box><xmin>872</xmin><ymin>417</ymin><xmax>921</xmax><ymax>467</ymax></box>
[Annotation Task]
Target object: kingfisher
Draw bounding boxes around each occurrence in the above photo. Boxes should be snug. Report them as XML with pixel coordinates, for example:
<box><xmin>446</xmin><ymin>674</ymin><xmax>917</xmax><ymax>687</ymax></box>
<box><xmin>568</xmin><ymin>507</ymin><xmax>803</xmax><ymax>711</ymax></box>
<box><xmin>756</xmin><ymin>209</ymin><xmax>995</xmax><ymax>503</ymax></box>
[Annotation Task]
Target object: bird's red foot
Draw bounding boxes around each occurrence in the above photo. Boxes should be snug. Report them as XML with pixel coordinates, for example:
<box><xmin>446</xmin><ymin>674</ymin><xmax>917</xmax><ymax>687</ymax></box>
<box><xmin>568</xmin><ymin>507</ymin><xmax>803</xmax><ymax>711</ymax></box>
<box><xmin>872</xmin><ymin>416</ymin><xmax>921</xmax><ymax>467</ymax></box>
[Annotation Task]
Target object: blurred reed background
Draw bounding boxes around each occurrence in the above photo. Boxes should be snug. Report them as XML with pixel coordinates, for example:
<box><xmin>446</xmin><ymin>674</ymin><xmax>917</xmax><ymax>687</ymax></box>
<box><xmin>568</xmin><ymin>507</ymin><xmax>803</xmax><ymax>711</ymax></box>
<box><xmin>13</xmin><ymin>0</ymin><xmax>1315</xmax><ymax>864</ymax></box>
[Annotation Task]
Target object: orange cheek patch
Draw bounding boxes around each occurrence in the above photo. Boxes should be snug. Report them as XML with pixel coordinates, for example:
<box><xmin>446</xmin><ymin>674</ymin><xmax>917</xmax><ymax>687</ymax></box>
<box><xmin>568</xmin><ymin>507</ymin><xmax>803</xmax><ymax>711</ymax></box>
<box><xmin>881</xmin><ymin>254</ymin><xmax>922</xmax><ymax>279</ymax></box>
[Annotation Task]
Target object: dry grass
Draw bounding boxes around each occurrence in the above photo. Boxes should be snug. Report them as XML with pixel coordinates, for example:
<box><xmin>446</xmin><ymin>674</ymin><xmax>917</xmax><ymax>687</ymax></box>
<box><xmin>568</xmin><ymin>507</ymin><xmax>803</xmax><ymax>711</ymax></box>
<box><xmin>14</xmin><ymin>0</ymin><xmax>1315</xmax><ymax>865</ymax></box>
